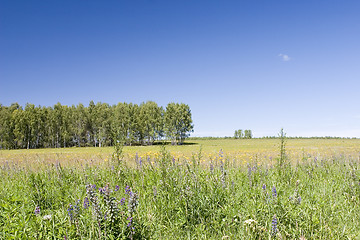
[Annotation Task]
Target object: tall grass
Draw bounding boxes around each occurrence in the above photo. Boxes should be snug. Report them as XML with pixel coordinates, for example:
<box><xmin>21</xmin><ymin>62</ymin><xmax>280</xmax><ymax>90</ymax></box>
<box><xmin>1</xmin><ymin>144</ymin><xmax>360</xmax><ymax>239</ymax></box>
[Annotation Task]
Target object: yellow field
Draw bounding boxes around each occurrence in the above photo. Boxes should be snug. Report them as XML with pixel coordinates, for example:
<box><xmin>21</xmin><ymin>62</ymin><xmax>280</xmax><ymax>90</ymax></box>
<box><xmin>1</xmin><ymin>138</ymin><xmax>359</xmax><ymax>169</ymax></box>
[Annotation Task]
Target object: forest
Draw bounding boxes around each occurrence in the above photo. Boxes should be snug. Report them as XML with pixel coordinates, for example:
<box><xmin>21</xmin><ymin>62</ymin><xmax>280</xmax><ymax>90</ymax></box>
<box><xmin>0</xmin><ymin>101</ymin><xmax>194</xmax><ymax>149</ymax></box>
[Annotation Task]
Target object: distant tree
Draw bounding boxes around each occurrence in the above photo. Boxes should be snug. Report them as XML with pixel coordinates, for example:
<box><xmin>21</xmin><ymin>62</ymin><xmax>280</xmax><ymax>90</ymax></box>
<box><xmin>111</xmin><ymin>102</ymin><xmax>130</xmax><ymax>145</ymax></box>
<box><xmin>244</xmin><ymin>129</ymin><xmax>252</xmax><ymax>139</ymax></box>
<box><xmin>139</xmin><ymin>101</ymin><xmax>163</xmax><ymax>145</ymax></box>
<box><xmin>234</xmin><ymin>130</ymin><xmax>238</xmax><ymax>139</ymax></box>
<box><xmin>0</xmin><ymin>103</ymin><xmax>19</xmax><ymax>149</ymax></box>
<box><xmin>177</xmin><ymin>103</ymin><xmax>194</xmax><ymax>144</ymax></box>
<box><xmin>92</xmin><ymin>102</ymin><xmax>111</xmax><ymax>147</ymax></box>
<box><xmin>71</xmin><ymin>104</ymin><xmax>87</xmax><ymax>147</ymax></box>
<box><xmin>238</xmin><ymin>129</ymin><xmax>244</xmax><ymax>138</ymax></box>
<box><xmin>165</xmin><ymin>103</ymin><xmax>194</xmax><ymax>145</ymax></box>
<box><xmin>234</xmin><ymin>129</ymin><xmax>244</xmax><ymax>139</ymax></box>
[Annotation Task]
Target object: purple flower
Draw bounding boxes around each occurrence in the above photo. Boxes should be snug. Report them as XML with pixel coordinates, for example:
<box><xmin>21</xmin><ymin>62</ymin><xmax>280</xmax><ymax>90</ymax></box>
<box><xmin>262</xmin><ymin>184</ymin><xmax>266</xmax><ymax>190</ymax></box>
<box><xmin>219</xmin><ymin>149</ymin><xmax>223</xmax><ymax>158</ymax></box>
<box><xmin>67</xmin><ymin>204</ymin><xmax>74</xmax><ymax>221</ymax></box>
<box><xmin>272</xmin><ymin>215</ymin><xmax>278</xmax><ymax>236</ymax></box>
<box><xmin>127</xmin><ymin>216</ymin><xmax>133</xmax><ymax>227</ymax></box>
<box><xmin>83</xmin><ymin>197</ymin><xmax>90</xmax><ymax>209</ymax></box>
<box><xmin>34</xmin><ymin>206</ymin><xmax>40</xmax><ymax>215</ymax></box>
<box><xmin>115</xmin><ymin>185</ymin><xmax>120</xmax><ymax>191</ymax></box>
<box><xmin>125</xmin><ymin>185</ymin><xmax>131</xmax><ymax>194</ymax></box>
<box><xmin>120</xmin><ymin>198</ymin><xmax>125</xmax><ymax>205</ymax></box>
<box><xmin>272</xmin><ymin>186</ymin><xmax>277</xmax><ymax>197</ymax></box>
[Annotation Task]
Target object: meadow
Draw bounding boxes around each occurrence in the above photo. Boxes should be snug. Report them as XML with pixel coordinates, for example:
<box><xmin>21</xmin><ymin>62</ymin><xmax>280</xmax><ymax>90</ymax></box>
<box><xmin>1</xmin><ymin>138</ymin><xmax>360</xmax><ymax>239</ymax></box>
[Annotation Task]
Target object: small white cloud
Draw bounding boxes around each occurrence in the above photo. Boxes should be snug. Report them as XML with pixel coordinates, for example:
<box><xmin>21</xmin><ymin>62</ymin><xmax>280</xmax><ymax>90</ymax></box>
<box><xmin>278</xmin><ymin>53</ymin><xmax>291</xmax><ymax>61</ymax></box>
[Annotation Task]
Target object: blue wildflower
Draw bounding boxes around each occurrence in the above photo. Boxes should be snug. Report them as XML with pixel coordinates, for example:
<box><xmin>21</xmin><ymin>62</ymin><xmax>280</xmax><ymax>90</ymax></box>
<box><xmin>272</xmin><ymin>186</ymin><xmax>277</xmax><ymax>197</ymax></box>
<box><xmin>83</xmin><ymin>197</ymin><xmax>90</xmax><ymax>209</ymax></box>
<box><xmin>67</xmin><ymin>204</ymin><xmax>74</xmax><ymax>221</ymax></box>
<box><xmin>272</xmin><ymin>215</ymin><xmax>278</xmax><ymax>236</ymax></box>
<box><xmin>125</xmin><ymin>185</ymin><xmax>131</xmax><ymax>194</ymax></box>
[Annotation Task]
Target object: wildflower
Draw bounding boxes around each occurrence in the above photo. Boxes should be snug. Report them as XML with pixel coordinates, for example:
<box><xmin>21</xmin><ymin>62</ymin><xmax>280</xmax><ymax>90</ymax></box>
<box><xmin>219</xmin><ymin>149</ymin><xmax>223</xmax><ymax>159</ymax></box>
<box><xmin>271</xmin><ymin>215</ymin><xmax>278</xmax><ymax>236</ymax></box>
<box><xmin>244</xmin><ymin>219</ymin><xmax>257</xmax><ymax>225</ymax></box>
<box><xmin>272</xmin><ymin>186</ymin><xmax>277</xmax><ymax>197</ymax></box>
<box><xmin>248</xmin><ymin>165</ymin><xmax>252</xmax><ymax>177</ymax></box>
<box><xmin>125</xmin><ymin>185</ymin><xmax>131</xmax><ymax>194</ymax></box>
<box><xmin>83</xmin><ymin>197</ymin><xmax>90</xmax><ymax>209</ymax></box>
<box><xmin>67</xmin><ymin>204</ymin><xmax>74</xmax><ymax>221</ymax></box>
<box><xmin>43</xmin><ymin>214</ymin><xmax>52</xmax><ymax>221</ymax></box>
<box><xmin>34</xmin><ymin>206</ymin><xmax>40</xmax><ymax>215</ymax></box>
<box><xmin>127</xmin><ymin>216</ymin><xmax>133</xmax><ymax>227</ymax></box>
<box><xmin>115</xmin><ymin>185</ymin><xmax>120</xmax><ymax>191</ymax></box>
<box><xmin>120</xmin><ymin>198</ymin><xmax>125</xmax><ymax>205</ymax></box>
<box><xmin>86</xmin><ymin>184</ymin><xmax>102</xmax><ymax>221</ymax></box>
<box><xmin>262</xmin><ymin>184</ymin><xmax>266</xmax><ymax>190</ymax></box>
<box><xmin>128</xmin><ymin>191</ymin><xmax>138</xmax><ymax>215</ymax></box>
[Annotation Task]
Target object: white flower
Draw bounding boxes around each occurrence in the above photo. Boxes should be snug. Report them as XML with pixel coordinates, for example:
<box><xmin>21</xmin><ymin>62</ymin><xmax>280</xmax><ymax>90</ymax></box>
<box><xmin>43</xmin><ymin>214</ymin><xmax>52</xmax><ymax>221</ymax></box>
<box><xmin>244</xmin><ymin>219</ymin><xmax>257</xmax><ymax>225</ymax></box>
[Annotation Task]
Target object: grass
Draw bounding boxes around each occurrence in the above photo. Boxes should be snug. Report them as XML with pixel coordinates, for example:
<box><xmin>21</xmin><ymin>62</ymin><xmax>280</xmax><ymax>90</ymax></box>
<box><xmin>1</xmin><ymin>138</ymin><xmax>359</xmax><ymax>167</ymax></box>
<box><xmin>1</xmin><ymin>139</ymin><xmax>360</xmax><ymax>239</ymax></box>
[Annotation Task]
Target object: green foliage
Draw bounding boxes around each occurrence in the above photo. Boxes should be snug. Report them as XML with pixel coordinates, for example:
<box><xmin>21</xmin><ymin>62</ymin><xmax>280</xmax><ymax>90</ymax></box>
<box><xmin>277</xmin><ymin>128</ymin><xmax>287</xmax><ymax>168</ymax></box>
<box><xmin>1</xmin><ymin>146</ymin><xmax>360</xmax><ymax>239</ymax></box>
<box><xmin>234</xmin><ymin>129</ymin><xmax>252</xmax><ymax>139</ymax></box>
<box><xmin>0</xmin><ymin>101</ymin><xmax>194</xmax><ymax>149</ymax></box>
<box><xmin>164</xmin><ymin>103</ymin><xmax>194</xmax><ymax>145</ymax></box>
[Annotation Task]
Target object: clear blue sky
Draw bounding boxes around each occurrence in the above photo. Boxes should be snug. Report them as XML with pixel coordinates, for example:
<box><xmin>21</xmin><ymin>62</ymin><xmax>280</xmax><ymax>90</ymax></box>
<box><xmin>1</xmin><ymin>1</ymin><xmax>360</xmax><ymax>137</ymax></box>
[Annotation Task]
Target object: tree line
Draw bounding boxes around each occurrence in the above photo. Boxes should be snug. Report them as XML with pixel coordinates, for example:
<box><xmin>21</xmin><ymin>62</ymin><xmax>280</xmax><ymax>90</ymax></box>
<box><xmin>0</xmin><ymin>101</ymin><xmax>194</xmax><ymax>149</ymax></box>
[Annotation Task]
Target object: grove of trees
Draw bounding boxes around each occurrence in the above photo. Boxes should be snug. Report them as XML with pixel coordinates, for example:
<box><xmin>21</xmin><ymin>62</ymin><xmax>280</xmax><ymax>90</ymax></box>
<box><xmin>234</xmin><ymin>129</ymin><xmax>252</xmax><ymax>139</ymax></box>
<box><xmin>0</xmin><ymin>101</ymin><xmax>194</xmax><ymax>149</ymax></box>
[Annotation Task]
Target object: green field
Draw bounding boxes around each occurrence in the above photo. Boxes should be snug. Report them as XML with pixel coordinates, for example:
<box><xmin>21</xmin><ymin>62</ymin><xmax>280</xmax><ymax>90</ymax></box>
<box><xmin>1</xmin><ymin>138</ymin><xmax>360</xmax><ymax>239</ymax></box>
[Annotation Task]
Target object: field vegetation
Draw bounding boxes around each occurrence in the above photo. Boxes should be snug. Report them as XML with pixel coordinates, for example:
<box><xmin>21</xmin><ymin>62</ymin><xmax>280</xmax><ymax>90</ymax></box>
<box><xmin>1</xmin><ymin>138</ymin><xmax>360</xmax><ymax>239</ymax></box>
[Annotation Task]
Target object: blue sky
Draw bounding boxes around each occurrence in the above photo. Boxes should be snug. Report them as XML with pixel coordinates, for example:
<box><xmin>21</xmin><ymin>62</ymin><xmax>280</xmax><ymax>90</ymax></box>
<box><xmin>1</xmin><ymin>1</ymin><xmax>360</xmax><ymax>137</ymax></box>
